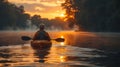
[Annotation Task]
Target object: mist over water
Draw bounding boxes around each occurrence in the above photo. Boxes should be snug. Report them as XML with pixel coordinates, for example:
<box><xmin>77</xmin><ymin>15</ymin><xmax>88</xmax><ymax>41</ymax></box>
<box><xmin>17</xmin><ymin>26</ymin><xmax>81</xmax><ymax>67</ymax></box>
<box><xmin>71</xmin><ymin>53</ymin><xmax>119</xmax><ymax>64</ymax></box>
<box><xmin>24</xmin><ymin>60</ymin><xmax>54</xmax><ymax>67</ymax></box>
<box><xmin>0</xmin><ymin>31</ymin><xmax>120</xmax><ymax>67</ymax></box>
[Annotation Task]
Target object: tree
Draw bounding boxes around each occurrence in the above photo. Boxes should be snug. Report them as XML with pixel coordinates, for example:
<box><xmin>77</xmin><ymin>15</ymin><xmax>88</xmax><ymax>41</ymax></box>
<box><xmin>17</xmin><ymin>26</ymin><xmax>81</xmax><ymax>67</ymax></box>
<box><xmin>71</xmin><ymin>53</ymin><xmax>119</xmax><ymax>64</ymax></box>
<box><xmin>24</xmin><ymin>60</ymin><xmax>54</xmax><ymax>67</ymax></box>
<box><xmin>62</xmin><ymin>0</ymin><xmax>77</xmax><ymax>28</ymax></box>
<box><xmin>0</xmin><ymin>0</ymin><xmax>30</xmax><ymax>30</ymax></box>
<box><xmin>62</xmin><ymin>0</ymin><xmax>120</xmax><ymax>32</ymax></box>
<box><xmin>0</xmin><ymin>0</ymin><xmax>17</xmax><ymax>30</ymax></box>
<box><xmin>31</xmin><ymin>15</ymin><xmax>42</xmax><ymax>28</ymax></box>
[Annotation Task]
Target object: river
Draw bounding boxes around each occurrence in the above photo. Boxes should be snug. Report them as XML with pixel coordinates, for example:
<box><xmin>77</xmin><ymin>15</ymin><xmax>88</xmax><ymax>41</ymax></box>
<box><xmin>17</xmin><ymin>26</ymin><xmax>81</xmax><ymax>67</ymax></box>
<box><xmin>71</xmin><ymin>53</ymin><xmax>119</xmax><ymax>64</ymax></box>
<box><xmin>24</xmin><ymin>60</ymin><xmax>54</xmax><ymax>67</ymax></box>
<box><xmin>0</xmin><ymin>31</ymin><xmax>120</xmax><ymax>67</ymax></box>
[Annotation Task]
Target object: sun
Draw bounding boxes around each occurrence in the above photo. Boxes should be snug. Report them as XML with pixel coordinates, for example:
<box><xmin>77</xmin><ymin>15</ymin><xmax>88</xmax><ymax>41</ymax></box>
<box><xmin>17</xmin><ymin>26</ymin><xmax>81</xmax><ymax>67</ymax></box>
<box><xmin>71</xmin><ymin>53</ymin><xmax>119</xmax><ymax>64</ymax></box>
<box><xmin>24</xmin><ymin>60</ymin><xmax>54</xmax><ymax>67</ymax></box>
<box><xmin>59</xmin><ymin>13</ymin><xmax>65</xmax><ymax>18</ymax></box>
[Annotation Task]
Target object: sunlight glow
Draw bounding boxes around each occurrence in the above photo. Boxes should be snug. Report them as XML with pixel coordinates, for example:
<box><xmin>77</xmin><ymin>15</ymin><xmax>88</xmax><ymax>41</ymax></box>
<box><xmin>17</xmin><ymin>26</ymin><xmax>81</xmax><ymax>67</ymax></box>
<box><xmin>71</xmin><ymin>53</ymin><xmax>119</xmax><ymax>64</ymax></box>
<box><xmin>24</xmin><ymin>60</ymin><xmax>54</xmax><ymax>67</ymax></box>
<box><xmin>8</xmin><ymin>0</ymin><xmax>65</xmax><ymax>19</ymax></box>
<box><xmin>25</xmin><ymin>11</ymin><xmax>66</xmax><ymax>19</ymax></box>
<box><xmin>60</xmin><ymin>42</ymin><xmax>65</xmax><ymax>46</ymax></box>
<box><xmin>35</xmin><ymin>7</ymin><xmax>45</xmax><ymax>11</ymax></box>
<box><xmin>59</xmin><ymin>13</ymin><xmax>65</xmax><ymax>17</ymax></box>
<box><xmin>61</xmin><ymin>36</ymin><xmax>64</xmax><ymax>38</ymax></box>
<box><xmin>60</xmin><ymin>56</ymin><xmax>66</xmax><ymax>62</ymax></box>
<box><xmin>60</xmin><ymin>35</ymin><xmax>65</xmax><ymax>46</ymax></box>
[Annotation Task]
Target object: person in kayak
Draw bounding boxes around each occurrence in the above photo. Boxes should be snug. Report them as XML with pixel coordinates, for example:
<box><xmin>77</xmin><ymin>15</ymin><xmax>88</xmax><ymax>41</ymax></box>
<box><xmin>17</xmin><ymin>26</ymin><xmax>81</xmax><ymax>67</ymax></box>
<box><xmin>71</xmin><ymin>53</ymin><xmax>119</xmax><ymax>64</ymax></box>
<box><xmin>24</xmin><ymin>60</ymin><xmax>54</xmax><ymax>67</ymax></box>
<box><xmin>33</xmin><ymin>24</ymin><xmax>51</xmax><ymax>41</ymax></box>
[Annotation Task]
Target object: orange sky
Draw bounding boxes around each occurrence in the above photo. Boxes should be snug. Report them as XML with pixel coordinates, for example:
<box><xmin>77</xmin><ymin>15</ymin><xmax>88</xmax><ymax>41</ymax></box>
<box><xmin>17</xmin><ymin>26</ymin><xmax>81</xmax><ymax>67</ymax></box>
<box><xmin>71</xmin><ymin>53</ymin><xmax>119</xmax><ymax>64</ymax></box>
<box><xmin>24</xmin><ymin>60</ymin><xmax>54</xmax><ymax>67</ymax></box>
<box><xmin>8</xmin><ymin>0</ymin><xmax>65</xmax><ymax>19</ymax></box>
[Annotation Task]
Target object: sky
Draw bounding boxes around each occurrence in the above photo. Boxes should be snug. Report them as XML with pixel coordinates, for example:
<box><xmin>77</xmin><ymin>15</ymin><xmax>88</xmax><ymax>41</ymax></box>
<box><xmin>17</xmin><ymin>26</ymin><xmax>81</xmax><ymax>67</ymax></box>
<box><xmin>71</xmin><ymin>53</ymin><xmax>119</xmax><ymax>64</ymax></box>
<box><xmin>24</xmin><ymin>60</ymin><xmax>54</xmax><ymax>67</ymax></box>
<box><xmin>8</xmin><ymin>0</ymin><xmax>65</xmax><ymax>19</ymax></box>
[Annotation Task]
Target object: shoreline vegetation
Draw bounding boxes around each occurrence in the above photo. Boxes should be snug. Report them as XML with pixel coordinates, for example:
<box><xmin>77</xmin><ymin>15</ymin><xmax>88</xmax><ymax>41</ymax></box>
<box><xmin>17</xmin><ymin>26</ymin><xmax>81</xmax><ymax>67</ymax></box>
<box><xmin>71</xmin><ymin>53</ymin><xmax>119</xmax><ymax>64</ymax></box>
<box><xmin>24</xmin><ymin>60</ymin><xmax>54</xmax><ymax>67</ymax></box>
<box><xmin>1</xmin><ymin>0</ymin><xmax>120</xmax><ymax>32</ymax></box>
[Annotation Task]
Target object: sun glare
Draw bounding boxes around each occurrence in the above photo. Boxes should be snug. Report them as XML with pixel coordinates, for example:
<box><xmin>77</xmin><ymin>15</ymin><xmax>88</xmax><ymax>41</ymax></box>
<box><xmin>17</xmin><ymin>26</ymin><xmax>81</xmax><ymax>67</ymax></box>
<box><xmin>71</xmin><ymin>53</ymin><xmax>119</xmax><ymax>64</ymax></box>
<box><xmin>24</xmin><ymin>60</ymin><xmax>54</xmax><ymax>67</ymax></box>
<box><xmin>61</xmin><ymin>36</ymin><xmax>64</xmax><ymax>38</ymax></box>
<box><xmin>59</xmin><ymin>13</ymin><xmax>65</xmax><ymax>17</ymax></box>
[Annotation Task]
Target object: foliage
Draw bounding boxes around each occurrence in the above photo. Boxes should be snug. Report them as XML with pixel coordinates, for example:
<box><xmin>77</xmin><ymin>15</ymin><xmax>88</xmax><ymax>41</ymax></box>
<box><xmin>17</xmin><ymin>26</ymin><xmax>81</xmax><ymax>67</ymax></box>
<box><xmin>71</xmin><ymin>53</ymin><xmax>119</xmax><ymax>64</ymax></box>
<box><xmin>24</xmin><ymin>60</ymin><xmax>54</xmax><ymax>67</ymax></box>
<box><xmin>31</xmin><ymin>15</ymin><xmax>42</xmax><ymax>28</ymax></box>
<box><xmin>0</xmin><ymin>0</ymin><xmax>69</xmax><ymax>30</ymax></box>
<box><xmin>62</xmin><ymin>0</ymin><xmax>120</xmax><ymax>32</ymax></box>
<box><xmin>0</xmin><ymin>0</ymin><xmax>30</xmax><ymax>30</ymax></box>
<box><xmin>61</xmin><ymin>0</ymin><xmax>77</xmax><ymax>28</ymax></box>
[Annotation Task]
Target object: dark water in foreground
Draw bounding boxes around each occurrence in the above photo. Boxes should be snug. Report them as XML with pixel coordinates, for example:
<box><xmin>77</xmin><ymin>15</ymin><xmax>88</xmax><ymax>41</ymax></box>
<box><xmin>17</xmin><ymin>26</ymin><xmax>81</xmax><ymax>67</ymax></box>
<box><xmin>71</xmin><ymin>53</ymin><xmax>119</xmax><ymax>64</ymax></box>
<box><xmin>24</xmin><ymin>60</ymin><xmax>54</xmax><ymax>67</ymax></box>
<box><xmin>0</xmin><ymin>31</ymin><xmax>120</xmax><ymax>67</ymax></box>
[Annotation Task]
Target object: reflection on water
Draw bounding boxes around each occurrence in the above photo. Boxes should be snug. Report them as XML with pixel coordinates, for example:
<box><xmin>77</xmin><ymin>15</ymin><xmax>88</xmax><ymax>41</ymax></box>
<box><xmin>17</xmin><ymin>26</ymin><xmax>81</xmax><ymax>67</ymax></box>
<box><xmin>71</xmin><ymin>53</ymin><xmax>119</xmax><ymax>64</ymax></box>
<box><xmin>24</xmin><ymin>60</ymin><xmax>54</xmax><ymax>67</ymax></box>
<box><xmin>33</xmin><ymin>47</ymin><xmax>50</xmax><ymax>63</ymax></box>
<box><xmin>0</xmin><ymin>43</ymin><xmax>119</xmax><ymax>67</ymax></box>
<box><xmin>0</xmin><ymin>31</ymin><xmax>120</xmax><ymax>67</ymax></box>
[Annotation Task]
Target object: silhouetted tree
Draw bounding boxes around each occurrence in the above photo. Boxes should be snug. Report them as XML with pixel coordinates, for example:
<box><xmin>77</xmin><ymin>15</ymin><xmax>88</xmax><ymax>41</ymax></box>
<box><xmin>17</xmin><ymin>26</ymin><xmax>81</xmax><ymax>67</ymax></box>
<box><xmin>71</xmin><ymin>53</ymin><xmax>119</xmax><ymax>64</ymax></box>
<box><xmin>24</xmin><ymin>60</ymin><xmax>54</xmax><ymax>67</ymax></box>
<box><xmin>31</xmin><ymin>15</ymin><xmax>42</xmax><ymax>28</ymax></box>
<box><xmin>62</xmin><ymin>0</ymin><xmax>120</xmax><ymax>32</ymax></box>
<box><xmin>62</xmin><ymin>0</ymin><xmax>77</xmax><ymax>28</ymax></box>
<box><xmin>0</xmin><ymin>0</ymin><xmax>30</xmax><ymax>30</ymax></box>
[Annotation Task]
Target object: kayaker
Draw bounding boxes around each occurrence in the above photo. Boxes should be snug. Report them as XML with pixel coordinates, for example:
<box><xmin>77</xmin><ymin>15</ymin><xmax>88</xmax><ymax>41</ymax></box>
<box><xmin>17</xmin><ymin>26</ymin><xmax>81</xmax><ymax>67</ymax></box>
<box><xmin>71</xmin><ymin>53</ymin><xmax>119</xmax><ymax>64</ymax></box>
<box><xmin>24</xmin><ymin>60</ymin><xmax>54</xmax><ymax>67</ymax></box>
<box><xmin>33</xmin><ymin>24</ymin><xmax>51</xmax><ymax>41</ymax></box>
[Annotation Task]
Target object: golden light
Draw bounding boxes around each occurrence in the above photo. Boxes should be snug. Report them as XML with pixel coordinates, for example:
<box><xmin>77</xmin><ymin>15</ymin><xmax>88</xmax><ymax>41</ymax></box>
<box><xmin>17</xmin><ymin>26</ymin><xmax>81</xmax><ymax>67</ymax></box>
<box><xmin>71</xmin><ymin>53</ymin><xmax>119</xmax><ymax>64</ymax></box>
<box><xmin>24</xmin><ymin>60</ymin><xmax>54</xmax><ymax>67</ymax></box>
<box><xmin>59</xmin><ymin>13</ymin><xmax>65</xmax><ymax>17</ymax></box>
<box><xmin>60</xmin><ymin>42</ymin><xmax>65</xmax><ymax>46</ymax></box>
<box><xmin>60</xmin><ymin>56</ymin><xmax>66</xmax><ymax>62</ymax></box>
<box><xmin>8</xmin><ymin>0</ymin><xmax>66</xmax><ymax>19</ymax></box>
<box><xmin>60</xmin><ymin>36</ymin><xmax>65</xmax><ymax>46</ymax></box>
<box><xmin>61</xmin><ymin>36</ymin><xmax>64</xmax><ymax>38</ymax></box>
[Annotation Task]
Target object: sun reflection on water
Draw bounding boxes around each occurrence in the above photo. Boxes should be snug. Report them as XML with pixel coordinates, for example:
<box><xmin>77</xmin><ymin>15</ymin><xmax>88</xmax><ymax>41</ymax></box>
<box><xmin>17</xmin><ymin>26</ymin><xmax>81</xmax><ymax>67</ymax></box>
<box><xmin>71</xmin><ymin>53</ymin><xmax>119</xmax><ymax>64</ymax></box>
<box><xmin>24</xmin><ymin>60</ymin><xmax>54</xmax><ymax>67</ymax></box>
<box><xmin>60</xmin><ymin>35</ymin><xmax>65</xmax><ymax>46</ymax></box>
<box><xmin>60</xmin><ymin>56</ymin><xmax>66</xmax><ymax>62</ymax></box>
<box><xmin>1</xmin><ymin>31</ymin><xmax>118</xmax><ymax>67</ymax></box>
<box><xmin>60</xmin><ymin>42</ymin><xmax>65</xmax><ymax>46</ymax></box>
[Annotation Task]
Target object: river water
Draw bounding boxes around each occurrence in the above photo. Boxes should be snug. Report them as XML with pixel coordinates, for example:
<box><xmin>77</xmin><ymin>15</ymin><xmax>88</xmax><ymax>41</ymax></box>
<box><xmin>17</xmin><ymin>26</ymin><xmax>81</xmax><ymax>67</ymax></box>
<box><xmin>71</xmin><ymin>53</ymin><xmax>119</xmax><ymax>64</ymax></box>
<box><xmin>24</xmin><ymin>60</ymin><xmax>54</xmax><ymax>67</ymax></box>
<box><xmin>0</xmin><ymin>31</ymin><xmax>120</xmax><ymax>67</ymax></box>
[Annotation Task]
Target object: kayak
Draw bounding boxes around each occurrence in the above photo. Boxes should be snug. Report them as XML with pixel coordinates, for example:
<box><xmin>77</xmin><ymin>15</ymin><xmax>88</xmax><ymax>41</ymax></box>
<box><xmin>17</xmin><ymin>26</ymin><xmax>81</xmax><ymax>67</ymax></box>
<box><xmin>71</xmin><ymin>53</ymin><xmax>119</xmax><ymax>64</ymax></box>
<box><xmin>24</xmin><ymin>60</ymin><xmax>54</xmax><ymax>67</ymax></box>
<box><xmin>31</xmin><ymin>40</ymin><xmax>52</xmax><ymax>50</ymax></box>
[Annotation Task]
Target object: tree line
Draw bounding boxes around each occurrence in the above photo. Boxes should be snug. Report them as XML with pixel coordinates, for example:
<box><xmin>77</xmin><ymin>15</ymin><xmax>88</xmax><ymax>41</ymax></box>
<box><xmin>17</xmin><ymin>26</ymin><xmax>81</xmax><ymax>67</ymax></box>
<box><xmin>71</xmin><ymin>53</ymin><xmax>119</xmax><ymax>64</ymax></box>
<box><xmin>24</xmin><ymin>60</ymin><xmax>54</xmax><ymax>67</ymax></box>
<box><xmin>0</xmin><ymin>0</ymin><xmax>30</xmax><ymax>30</ymax></box>
<box><xmin>62</xmin><ymin>0</ymin><xmax>120</xmax><ymax>32</ymax></box>
<box><xmin>0</xmin><ymin>0</ymin><xmax>68</xmax><ymax>30</ymax></box>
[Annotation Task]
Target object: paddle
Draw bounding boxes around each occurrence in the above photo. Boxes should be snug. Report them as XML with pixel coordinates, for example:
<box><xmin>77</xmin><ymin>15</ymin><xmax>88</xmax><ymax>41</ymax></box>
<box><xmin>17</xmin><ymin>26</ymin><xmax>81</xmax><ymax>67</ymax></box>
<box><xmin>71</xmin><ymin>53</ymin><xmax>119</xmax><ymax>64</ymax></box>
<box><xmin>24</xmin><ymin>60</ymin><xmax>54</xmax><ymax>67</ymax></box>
<box><xmin>21</xmin><ymin>36</ymin><xmax>65</xmax><ymax>42</ymax></box>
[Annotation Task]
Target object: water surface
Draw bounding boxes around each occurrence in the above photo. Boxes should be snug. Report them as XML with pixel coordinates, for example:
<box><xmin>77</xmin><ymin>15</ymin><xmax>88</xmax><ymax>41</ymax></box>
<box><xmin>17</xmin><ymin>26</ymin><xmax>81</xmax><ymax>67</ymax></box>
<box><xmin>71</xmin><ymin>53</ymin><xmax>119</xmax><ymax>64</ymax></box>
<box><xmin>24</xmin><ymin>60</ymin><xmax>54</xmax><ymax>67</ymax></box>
<box><xmin>0</xmin><ymin>31</ymin><xmax>120</xmax><ymax>67</ymax></box>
